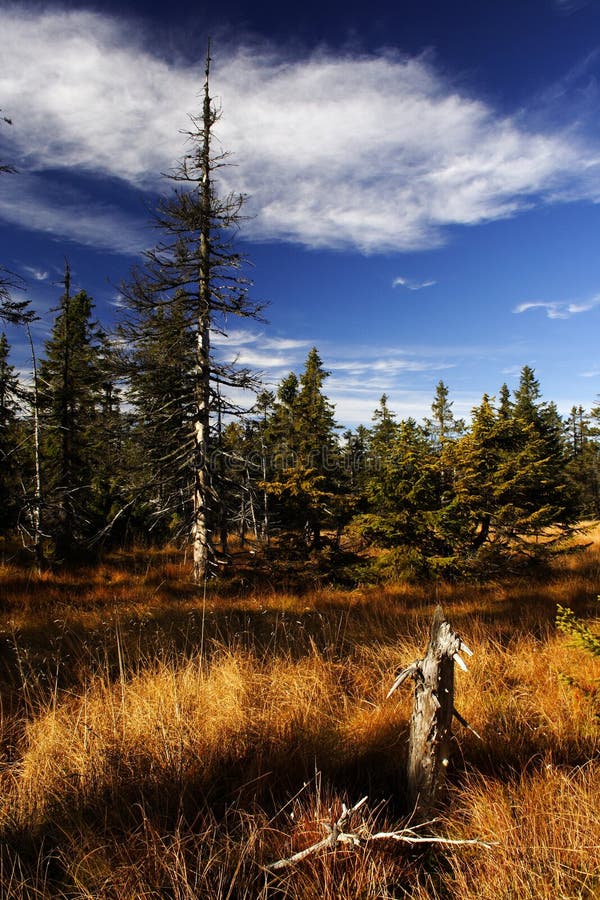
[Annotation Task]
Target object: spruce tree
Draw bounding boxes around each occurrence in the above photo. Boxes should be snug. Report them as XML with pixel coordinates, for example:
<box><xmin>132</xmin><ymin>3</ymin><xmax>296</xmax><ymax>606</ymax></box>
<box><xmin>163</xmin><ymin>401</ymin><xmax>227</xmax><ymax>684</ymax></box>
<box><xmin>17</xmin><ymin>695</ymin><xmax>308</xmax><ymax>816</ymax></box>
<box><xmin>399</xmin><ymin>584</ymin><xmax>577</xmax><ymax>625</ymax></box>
<box><xmin>341</xmin><ymin>425</ymin><xmax>370</xmax><ymax>496</ymax></box>
<box><xmin>423</xmin><ymin>380</ymin><xmax>464</xmax><ymax>512</ymax></box>
<box><xmin>267</xmin><ymin>373</ymin><xmax>299</xmax><ymax>473</ymax></box>
<box><xmin>370</xmin><ymin>394</ymin><xmax>398</xmax><ymax>452</ymax></box>
<box><xmin>263</xmin><ymin>349</ymin><xmax>342</xmax><ymax>549</ymax></box>
<box><xmin>426</xmin><ymin>380</ymin><xmax>464</xmax><ymax>444</ymax></box>
<box><xmin>363</xmin><ymin>395</ymin><xmax>399</xmax><ymax>518</ymax></box>
<box><xmin>358</xmin><ymin>413</ymin><xmax>437</xmax><ymax>551</ymax></box>
<box><xmin>88</xmin><ymin>347</ymin><xmax>131</xmax><ymax>544</ymax></box>
<box><xmin>119</xmin><ymin>49</ymin><xmax>263</xmax><ymax>581</ymax></box>
<box><xmin>433</xmin><ymin>375</ymin><xmax>581</xmax><ymax>569</ymax></box>
<box><xmin>124</xmin><ymin>292</ymin><xmax>195</xmax><ymax>540</ymax></box>
<box><xmin>567</xmin><ymin>404</ymin><xmax>600</xmax><ymax>518</ymax></box>
<box><xmin>356</xmin><ymin>371</ymin><xmax>579</xmax><ymax>573</ymax></box>
<box><xmin>449</xmin><ymin>393</ymin><xmax>502</xmax><ymax>556</ymax></box>
<box><xmin>493</xmin><ymin>366</ymin><xmax>578</xmax><ymax>554</ymax></box>
<box><xmin>217</xmin><ymin>416</ymin><xmax>268</xmax><ymax>544</ymax></box>
<box><xmin>497</xmin><ymin>382</ymin><xmax>512</xmax><ymax>420</ymax></box>
<box><xmin>294</xmin><ymin>348</ymin><xmax>338</xmax><ymax>470</ymax></box>
<box><xmin>37</xmin><ymin>264</ymin><xmax>104</xmax><ymax>559</ymax></box>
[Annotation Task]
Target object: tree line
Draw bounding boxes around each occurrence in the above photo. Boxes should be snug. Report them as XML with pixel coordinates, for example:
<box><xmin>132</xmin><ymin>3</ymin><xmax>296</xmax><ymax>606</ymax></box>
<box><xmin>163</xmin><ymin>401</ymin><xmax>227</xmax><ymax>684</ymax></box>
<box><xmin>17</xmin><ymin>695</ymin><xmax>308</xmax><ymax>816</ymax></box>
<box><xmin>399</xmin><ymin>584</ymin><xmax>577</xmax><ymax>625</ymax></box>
<box><xmin>2</xmin><ymin>307</ymin><xmax>599</xmax><ymax>578</ymax></box>
<box><xmin>2</xmin><ymin>59</ymin><xmax>599</xmax><ymax>581</ymax></box>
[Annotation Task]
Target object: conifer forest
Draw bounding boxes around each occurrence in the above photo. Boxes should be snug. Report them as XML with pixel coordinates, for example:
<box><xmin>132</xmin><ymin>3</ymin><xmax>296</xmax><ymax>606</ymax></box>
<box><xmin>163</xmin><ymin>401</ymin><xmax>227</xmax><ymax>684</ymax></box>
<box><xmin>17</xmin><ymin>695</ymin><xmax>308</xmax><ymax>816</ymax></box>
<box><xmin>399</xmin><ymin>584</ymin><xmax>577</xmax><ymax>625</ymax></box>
<box><xmin>0</xmin><ymin>55</ymin><xmax>599</xmax><ymax>900</ymax></box>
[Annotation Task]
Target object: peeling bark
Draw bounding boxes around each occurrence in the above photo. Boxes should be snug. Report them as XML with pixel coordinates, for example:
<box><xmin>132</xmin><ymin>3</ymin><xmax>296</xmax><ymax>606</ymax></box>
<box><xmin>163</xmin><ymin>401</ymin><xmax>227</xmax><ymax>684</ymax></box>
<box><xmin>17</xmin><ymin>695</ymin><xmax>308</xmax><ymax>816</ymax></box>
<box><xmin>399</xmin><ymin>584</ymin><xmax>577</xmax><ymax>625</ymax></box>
<box><xmin>402</xmin><ymin>606</ymin><xmax>469</xmax><ymax>819</ymax></box>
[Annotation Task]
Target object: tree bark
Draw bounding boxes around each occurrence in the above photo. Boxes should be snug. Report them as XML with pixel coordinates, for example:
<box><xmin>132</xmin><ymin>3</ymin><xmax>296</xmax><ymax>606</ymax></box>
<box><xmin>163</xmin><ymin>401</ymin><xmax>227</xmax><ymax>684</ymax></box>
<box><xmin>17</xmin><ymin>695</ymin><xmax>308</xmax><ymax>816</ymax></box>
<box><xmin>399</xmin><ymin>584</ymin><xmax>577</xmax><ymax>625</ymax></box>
<box><xmin>406</xmin><ymin>606</ymin><xmax>463</xmax><ymax>819</ymax></box>
<box><xmin>55</xmin><ymin>261</ymin><xmax>74</xmax><ymax>561</ymax></box>
<box><xmin>26</xmin><ymin>324</ymin><xmax>45</xmax><ymax>573</ymax></box>
<box><xmin>192</xmin><ymin>47</ymin><xmax>214</xmax><ymax>584</ymax></box>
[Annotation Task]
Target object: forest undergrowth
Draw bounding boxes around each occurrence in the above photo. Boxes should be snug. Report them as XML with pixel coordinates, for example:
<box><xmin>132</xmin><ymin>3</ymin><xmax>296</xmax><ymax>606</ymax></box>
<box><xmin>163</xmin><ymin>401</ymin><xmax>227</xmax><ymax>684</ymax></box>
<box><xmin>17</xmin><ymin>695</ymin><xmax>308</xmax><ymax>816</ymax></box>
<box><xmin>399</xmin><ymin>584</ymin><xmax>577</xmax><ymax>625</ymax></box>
<box><xmin>0</xmin><ymin>530</ymin><xmax>599</xmax><ymax>898</ymax></box>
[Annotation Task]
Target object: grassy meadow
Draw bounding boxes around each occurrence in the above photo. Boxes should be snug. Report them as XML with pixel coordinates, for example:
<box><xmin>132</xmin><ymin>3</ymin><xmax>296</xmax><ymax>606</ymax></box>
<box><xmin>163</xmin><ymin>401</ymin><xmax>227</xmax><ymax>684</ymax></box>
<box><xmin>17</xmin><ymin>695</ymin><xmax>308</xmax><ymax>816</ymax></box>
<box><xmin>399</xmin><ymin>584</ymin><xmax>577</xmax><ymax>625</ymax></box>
<box><xmin>0</xmin><ymin>530</ymin><xmax>599</xmax><ymax>898</ymax></box>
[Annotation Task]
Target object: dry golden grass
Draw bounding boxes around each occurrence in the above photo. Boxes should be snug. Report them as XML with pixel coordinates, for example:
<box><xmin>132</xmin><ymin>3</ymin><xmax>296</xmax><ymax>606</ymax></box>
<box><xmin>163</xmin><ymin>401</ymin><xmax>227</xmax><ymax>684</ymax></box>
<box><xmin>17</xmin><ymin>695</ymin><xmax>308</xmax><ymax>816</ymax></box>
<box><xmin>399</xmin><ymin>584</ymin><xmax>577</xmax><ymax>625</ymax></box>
<box><xmin>438</xmin><ymin>762</ymin><xmax>600</xmax><ymax>900</ymax></box>
<box><xmin>0</xmin><ymin>531</ymin><xmax>599</xmax><ymax>897</ymax></box>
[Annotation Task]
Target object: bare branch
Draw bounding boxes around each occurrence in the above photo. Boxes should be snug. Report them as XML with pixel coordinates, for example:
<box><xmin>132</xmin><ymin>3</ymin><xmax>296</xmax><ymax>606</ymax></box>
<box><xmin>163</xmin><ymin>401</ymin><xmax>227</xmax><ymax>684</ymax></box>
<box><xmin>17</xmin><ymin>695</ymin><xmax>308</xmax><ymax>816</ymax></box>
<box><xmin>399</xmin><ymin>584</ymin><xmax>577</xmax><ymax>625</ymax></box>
<box><xmin>452</xmin><ymin>707</ymin><xmax>482</xmax><ymax>741</ymax></box>
<box><xmin>386</xmin><ymin>662</ymin><xmax>419</xmax><ymax>698</ymax></box>
<box><xmin>267</xmin><ymin>794</ymin><xmax>493</xmax><ymax>870</ymax></box>
<box><xmin>370</xmin><ymin>830</ymin><xmax>494</xmax><ymax>849</ymax></box>
<box><xmin>452</xmin><ymin>652</ymin><xmax>469</xmax><ymax>672</ymax></box>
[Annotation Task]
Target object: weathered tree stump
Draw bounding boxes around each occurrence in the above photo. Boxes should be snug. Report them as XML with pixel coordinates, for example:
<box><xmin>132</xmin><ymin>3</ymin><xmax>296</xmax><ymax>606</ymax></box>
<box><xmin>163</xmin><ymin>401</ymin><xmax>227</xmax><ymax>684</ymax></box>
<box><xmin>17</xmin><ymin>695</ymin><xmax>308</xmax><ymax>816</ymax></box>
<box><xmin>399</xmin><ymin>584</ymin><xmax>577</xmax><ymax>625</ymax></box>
<box><xmin>387</xmin><ymin>605</ymin><xmax>474</xmax><ymax>821</ymax></box>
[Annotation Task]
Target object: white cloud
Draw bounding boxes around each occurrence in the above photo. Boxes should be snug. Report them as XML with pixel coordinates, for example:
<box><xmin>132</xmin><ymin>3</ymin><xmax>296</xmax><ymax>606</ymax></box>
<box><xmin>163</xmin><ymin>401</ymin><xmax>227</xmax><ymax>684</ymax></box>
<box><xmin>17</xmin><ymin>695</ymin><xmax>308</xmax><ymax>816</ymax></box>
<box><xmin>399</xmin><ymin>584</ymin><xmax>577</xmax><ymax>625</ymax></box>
<box><xmin>0</xmin><ymin>8</ymin><xmax>195</xmax><ymax>185</ymax></box>
<box><xmin>329</xmin><ymin>386</ymin><xmax>478</xmax><ymax>428</ymax></box>
<box><xmin>567</xmin><ymin>301</ymin><xmax>596</xmax><ymax>314</ymax></box>
<box><xmin>212</xmin><ymin>328</ymin><xmax>310</xmax><ymax>354</ymax></box>
<box><xmin>210</xmin><ymin>324</ymin><xmax>472</xmax><ymax>422</ymax></box>
<box><xmin>392</xmin><ymin>275</ymin><xmax>437</xmax><ymax>290</ymax></box>
<box><xmin>232</xmin><ymin>349</ymin><xmax>295</xmax><ymax>369</ymax></box>
<box><xmin>514</xmin><ymin>294</ymin><xmax>600</xmax><ymax>318</ymax></box>
<box><xmin>211</xmin><ymin>329</ymin><xmax>313</xmax><ymax>375</ymax></box>
<box><xmin>212</xmin><ymin>329</ymin><xmax>261</xmax><ymax>347</ymax></box>
<box><xmin>218</xmin><ymin>52</ymin><xmax>588</xmax><ymax>251</ymax></box>
<box><xmin>262</xmin><ymin>336</ymin><xmax>312</xmax><ymax>351</ymax></box>
<box><xmin>554</xmin><ymin>0</ymin><xmax>591</xmax><ymax>13</ymax></box>
<box><xmin>514</xmin><ymin>300</ymin><xmax>570</xmax><ymax>319</ymax></box>
<box><xmin>2</xmin><ymin>7</ymin><xmax>600</xmax><ymax>253</ymax></box>
<box><xmin>0</xmin><ymin>173</ymin><xmax>151</xmax><ymax>254</ymax></box>
<box><xmin>500</xmin><ymin>364</ymin><xmax>526</xmax><ymax>378</ymax></box>
<box><xmin>371</xmin><ymin>357</ymin><xmax>448</xmax><ymax>373</ymax></box>
<box><xmin>22</xmin><ymin>266</ymin><xmax>49</xmax><ymax>281</ymax></box>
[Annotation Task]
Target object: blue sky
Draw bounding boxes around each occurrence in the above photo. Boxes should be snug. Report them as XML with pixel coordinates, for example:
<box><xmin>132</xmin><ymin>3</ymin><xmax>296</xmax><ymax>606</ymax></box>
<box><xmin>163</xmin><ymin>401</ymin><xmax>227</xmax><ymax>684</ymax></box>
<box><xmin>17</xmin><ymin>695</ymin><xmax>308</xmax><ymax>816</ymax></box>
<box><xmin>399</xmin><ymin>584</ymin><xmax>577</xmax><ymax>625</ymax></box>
<box><xmin>2</xmin><ymin>0</ymin><xmax>600</xmax><ymax>426</ymax></box>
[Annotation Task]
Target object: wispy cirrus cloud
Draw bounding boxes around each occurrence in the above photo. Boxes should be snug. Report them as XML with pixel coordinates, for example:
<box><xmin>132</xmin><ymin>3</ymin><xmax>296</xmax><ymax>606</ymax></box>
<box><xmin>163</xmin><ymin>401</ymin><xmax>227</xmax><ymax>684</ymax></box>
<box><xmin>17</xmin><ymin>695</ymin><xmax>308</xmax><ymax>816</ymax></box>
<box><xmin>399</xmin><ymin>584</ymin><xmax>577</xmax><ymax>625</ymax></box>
<box><xmin>210</xmin><ymin>325</ymin><xmax>477</xmax><ymax>423</ymax></box>
<box><xmin>211</xmin><ymin>331</ymin><xmax>312</xmax><ymax>372</ymax></box>
<box><xmin>216</xmin><ymin>50</ymin><xmax>599</xmax><ymax>252</ymax></box>
<box><xmin>0</xmin><ymin>173</ymin><xmax>152</xmax><ymax>254</ymax></box>
<box><xmin>500</xmin><ymin>364</ymin><xmax>526</xmax><ymax>378</ymax></box>
<box><xmin>554</xmin><ymin>0</ymin><xmax>591</xmax><ymax>14</ymax></box>
<box><xmin>392</xmin><ymin>275</ymin><xmax>437</xmax><ymax>290</ymax></box>
<box><xmin>212</xmin><ymin>330</ymin><xmax>310</xmax><ymax>353</ymax></box>
<box><xmin>2</xmin><ymin>6</ymin><xmax>600</xmax><ymax>254</ymax></box>
<box><xmin>514</xmin><ymin>294</ymin><xmax>600</xmax><ymax>319</ymax></box>
<box><xmin>22</xmin><ymin>265</ymin><xmax>49</xmax><ymax>281</ymax></box>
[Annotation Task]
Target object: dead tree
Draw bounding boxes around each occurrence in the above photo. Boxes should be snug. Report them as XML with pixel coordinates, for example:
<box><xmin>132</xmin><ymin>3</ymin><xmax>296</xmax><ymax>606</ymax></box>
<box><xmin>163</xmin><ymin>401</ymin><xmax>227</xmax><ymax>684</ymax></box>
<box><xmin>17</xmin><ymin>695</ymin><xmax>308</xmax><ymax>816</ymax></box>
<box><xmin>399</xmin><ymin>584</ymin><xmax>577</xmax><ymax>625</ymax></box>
<box><xmin>117</xmin><ymin>44</ymin><xmax>263</xmax><ymax>583</ymax></box>
<box><xmin>25</xmin><ymin>323</ymin><xmax>45</xmax><ymax>572</ymax></box>
<box><xmin>387</xmin><ymin>605</ymin><xmax>476</xmax><ymax>820</ymax></box>
<box><xmin>268</xmin><ymin>789</ymin><xmax>492</xmax><ymax>871</ymax></box>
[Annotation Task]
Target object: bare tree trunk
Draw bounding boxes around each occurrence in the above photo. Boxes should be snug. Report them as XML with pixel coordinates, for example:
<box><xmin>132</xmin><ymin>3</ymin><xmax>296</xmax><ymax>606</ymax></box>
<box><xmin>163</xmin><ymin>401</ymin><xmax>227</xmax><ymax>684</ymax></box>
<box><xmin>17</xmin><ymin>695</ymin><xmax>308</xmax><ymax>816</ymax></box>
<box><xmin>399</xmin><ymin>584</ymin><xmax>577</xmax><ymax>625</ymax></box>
<box><xmin>26</xmin><ymin>324</ymin><xmax>44</xmax><ymax>573</ymax></box>
<box><xmin>406</xmin><ymin>606</ymin><xmax>464</xmax><ymax>819</ymax></box>
<box><xmin>216</xmin><ymin>378</ymin><xmax>228</xmax><ymax>559</ymax></box>
<box><xmin>55</xmin><ymin>260</ymin><xmax>73</xmax><ymax>560</ymax></box>
<box><xmin>238</xmin><ymin>489</ymin><xmax>247</xmax><ymax>543</ymax></box>
<box><xmin>247</xmin><ymin>470</ymin><xmax>258</xmax><ymax>541</ymax></box>
<box><xmin>261</xmin><ymin>488</ymin><xmax>269</xmax><ymax>544</ymax></box>
<box><xmin>260</xmin><ymin>440</ymin><xmax>269</xmax><ymax>544</ymax></box>
<box><xmin>192</xmin><ymin>47</ymin><xmax>214</xmax><ymax>584</ymax></box>
<box><xmin>192</xmin><ymin>326</ymin><xmax>211</xmax><ymax>583</ymax></box>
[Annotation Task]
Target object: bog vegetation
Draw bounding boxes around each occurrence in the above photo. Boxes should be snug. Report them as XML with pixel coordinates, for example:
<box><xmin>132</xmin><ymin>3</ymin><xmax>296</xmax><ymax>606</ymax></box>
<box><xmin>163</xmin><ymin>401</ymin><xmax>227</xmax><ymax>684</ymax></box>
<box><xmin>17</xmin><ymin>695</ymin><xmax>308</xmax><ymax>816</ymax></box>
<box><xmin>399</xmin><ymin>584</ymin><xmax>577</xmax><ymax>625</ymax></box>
<box><xmin>0</xmin><ymin>532</ymin><xmax>598</xmax><ymax>897</ymax></box>
<box><xmin>1</xmin><ymin>54</ymin><xmax>600</xmax><ymax>899</ymax></box>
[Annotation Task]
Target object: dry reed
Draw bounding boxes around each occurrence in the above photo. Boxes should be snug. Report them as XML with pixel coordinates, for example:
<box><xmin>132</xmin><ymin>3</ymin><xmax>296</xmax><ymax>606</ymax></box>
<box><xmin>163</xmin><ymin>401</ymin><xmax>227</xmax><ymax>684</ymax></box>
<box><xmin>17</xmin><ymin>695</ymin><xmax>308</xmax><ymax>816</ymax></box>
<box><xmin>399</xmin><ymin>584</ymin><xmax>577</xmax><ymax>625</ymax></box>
<box><xmin>0</xmin><ymin>531</ymin><xmax>598</xmax><ymax>897</ymax></box>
